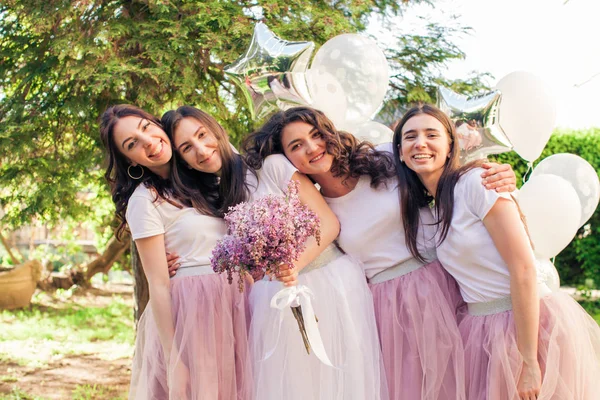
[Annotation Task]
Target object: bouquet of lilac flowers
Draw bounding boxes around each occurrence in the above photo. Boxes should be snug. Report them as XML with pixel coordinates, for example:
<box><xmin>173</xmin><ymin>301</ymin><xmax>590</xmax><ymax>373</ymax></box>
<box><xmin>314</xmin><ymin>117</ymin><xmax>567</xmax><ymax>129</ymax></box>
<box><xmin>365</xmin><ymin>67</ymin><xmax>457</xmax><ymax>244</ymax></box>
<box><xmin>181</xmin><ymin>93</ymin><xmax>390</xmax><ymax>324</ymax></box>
<box><xmin>211</xmin><ymin>179</ymin><xmax>321</xmax><ymax>290</ymax></box>
<box><xmin>211</xmin><ymin>179</ymin><xmax>321</xmax><ymax>354</ymax></box>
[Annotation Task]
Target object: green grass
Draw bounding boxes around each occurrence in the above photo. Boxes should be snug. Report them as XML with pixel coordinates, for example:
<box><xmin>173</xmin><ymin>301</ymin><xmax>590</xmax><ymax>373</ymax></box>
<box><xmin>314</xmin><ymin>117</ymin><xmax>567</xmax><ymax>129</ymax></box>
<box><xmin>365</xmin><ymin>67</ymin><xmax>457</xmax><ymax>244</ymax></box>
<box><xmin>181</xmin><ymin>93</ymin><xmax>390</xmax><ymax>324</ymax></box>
<box><xmin>0</xmin><ymin>297</ymin><xmax>134</xmax><ymax>345</ymax></box>
<box><xmin>0</xmin><ymin>292</ymin><xmax>135</xmax><ymax>369</ymax></box>
<box><xmin>0</xmin><ymin>388</ymin><xmax>47</xmax><ymax>400</ymax></box>
<box><xmin>71</xmin><ymin>384</ymin><xmax>125</xmax><ymax>400</ymax></box>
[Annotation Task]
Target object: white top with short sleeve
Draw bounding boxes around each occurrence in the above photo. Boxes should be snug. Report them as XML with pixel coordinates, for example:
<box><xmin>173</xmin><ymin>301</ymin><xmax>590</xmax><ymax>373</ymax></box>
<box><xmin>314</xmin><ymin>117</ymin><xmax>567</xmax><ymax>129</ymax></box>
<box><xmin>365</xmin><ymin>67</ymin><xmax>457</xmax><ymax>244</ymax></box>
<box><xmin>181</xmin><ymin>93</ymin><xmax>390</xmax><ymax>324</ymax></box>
<box><xmin>246</xmin><ymin>154</ymin><xmax>299</xmax><ymax>200</ymax></box>
<box><xmin>125</xmin><ymin>184</ymin><xmax>227</xmax><ymax>272</ymax></box>
<box><xmin>435</xmin><ymin>168</ymin><xmax>543</xmax><ymax>303</ymax></box>
<box><xmin>323</xmin><ymin>142</ymin><xmax>437</xmax><ymax>279</ymax></box>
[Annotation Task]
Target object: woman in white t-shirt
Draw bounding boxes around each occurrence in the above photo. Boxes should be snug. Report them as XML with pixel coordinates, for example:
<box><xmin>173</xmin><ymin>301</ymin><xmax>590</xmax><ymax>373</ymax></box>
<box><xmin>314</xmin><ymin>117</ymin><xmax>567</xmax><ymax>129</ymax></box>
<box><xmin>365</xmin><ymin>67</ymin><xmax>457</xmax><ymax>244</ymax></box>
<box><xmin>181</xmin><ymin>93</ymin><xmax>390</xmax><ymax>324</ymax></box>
<box><xmin>394</xmin><ymin>103</ymin><xmax>600</xmax><ymax>400</ymax></box>
<box><xmin>100</xmin><ymin>104</ymin><xmax>253</xmax><ymax>400</ymax></box>
<box><xmin>242</xmin><ymin>106</ymin><xmax>516</xmax><ymax>400</ymax></box>
<box><xmin>163</xmin><ymin>105</ymin><xmax>387</xmax><ymax>400</ymax></box>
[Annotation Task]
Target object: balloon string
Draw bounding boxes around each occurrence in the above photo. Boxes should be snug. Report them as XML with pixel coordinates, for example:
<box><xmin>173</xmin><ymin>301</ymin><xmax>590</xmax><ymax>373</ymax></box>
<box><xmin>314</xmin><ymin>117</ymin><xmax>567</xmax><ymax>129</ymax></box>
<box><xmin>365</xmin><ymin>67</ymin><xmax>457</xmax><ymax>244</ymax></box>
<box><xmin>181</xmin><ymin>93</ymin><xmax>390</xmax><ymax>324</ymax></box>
<box><xmin>522</xmin><ymin>161</ymin><xmax>534</xmax><ymax>184</ymax></box>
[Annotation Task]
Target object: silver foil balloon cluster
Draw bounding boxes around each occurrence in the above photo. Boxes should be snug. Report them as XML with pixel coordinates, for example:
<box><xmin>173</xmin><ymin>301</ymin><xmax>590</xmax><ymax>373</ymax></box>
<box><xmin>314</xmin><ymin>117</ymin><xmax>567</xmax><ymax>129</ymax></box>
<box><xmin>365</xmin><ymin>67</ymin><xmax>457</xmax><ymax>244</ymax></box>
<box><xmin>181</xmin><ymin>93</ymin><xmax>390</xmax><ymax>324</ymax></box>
<box><xmin>225</xmin><ymin>22</ymin><xmax>314</xmax><ymax>120</ymax></box>
<box><xmin>225</xmin><ymin>23</ymin><xmax>393</xmax><ymax>144</ymax></box>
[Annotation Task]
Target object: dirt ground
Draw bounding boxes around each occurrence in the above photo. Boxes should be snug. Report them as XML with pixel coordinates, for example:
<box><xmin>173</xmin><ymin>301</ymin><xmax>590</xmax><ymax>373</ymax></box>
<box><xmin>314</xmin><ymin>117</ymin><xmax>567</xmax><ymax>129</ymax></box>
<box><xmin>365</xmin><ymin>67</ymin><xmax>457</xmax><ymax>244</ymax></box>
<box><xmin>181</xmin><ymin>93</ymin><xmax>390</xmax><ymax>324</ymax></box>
<box><xmin>0</xmin><ymin>355</ymin><xmax>130</xmax><ymax>399</ymax></box>
<box><xmin>0</xmin><ymin>284</ymin><xmax>134</xmax><ymax>400</ymax></box>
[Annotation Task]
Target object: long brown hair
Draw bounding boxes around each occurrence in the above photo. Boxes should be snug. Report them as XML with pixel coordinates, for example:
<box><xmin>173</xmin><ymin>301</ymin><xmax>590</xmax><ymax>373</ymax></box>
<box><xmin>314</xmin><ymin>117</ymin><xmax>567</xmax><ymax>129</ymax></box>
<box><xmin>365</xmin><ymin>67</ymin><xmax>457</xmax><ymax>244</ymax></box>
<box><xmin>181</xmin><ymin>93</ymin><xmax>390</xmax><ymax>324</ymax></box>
<box><xmin>161</xmin><ymin>105</ymin><xmax>252</xmax><ymax>217</ymax></box>
<box><xmin>243</xmin><ymin>106</ymin><xmax>395</xmax><ymax>188</ymax></box>
<box><xmin>99</xmin><ymin>104</ymin><xmax>175</xmax><ymax>240</ymax></box>
<box><xmin>392</xmin><ymin>103</ymin><xmax>482</xmax><ymax>261</ymax></box>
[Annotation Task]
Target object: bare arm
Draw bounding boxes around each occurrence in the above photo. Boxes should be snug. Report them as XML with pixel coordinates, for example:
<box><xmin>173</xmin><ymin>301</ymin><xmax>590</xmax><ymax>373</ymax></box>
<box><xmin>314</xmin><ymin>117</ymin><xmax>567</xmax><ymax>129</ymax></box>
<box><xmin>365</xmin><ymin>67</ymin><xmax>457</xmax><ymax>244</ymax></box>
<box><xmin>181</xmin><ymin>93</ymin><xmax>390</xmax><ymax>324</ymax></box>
<box><xmin>483</xmin><ymin>198</ymin><xmax>541</xmax><ymax>398</ymax></box>
<box><xmin>294</xmin><ymin>172</ymin><xmax>340</xmax><ymax>268</ymax></box>
<box><xmin>275</xmin><ymin>172</ymin><xmax>340</xmax><ymax>286</ymax></box>
<box><xmin>135</xmin><ymin>235</ymin><xmax>175</xmax><ymax>359</ymax></box>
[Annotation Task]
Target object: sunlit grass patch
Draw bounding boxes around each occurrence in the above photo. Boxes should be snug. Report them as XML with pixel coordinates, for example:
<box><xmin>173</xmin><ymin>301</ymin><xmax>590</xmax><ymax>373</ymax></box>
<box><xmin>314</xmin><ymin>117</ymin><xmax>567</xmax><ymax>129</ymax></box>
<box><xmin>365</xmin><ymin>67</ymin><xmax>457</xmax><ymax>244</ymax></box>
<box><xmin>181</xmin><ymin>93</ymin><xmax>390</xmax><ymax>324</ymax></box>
<box><xmin>0</xmin><ymin>375</ymin><xmax>18</xmax><ymax>383</ymax></box>
<box><xmin>0</xmin><ymin>387</ymin><xmax>46</xmax><ymax>400</ymax></box>
<box><xmin>71</xmin><ymin>383</ymin><xmax>126</xmax><ymax>400</ymax></box>
<box><xmin>0</xmin><ymin>296</ymin><xmax>135</xmax><ymax>344</ymax></box>
<box><xmin>0</xmin><ymin>292</ymin><xmax>135</xmax><ymax>367</ymax></box>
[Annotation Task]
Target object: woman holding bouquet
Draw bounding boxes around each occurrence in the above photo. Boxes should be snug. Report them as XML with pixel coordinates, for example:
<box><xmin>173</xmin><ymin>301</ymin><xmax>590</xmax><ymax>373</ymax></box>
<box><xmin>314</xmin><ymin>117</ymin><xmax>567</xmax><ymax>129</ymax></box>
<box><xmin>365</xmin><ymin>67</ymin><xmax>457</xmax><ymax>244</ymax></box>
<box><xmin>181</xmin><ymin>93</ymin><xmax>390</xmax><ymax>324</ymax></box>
<box><xmin>100</xmin><ymin>105</ymin><xmax>252</xmax><ymax>400</ymax></box>
<box><xmin>395</xmin><ymin>103</ymin><xmax>600</xmax><ymax>399</ymax></box>
<box><xmin>163</xmin><ymin>105</ymin><xmax>387</xmax><ymax>400</ymax></box>
<box><xmin>243</xmin><ymin>106</ymin><xmax>516</xmax><ymax>400</ymax></box>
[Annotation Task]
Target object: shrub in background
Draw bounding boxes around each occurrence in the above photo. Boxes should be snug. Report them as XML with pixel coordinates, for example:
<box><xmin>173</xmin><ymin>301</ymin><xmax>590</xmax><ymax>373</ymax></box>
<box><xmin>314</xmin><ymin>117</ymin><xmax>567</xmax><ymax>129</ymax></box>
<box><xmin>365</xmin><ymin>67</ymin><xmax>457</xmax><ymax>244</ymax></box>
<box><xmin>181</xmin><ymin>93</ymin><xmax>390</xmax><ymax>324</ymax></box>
<box><xmin>492</xmin><ymin>128</ymin><xmax>600</xmax><ymax>288</ymax></box>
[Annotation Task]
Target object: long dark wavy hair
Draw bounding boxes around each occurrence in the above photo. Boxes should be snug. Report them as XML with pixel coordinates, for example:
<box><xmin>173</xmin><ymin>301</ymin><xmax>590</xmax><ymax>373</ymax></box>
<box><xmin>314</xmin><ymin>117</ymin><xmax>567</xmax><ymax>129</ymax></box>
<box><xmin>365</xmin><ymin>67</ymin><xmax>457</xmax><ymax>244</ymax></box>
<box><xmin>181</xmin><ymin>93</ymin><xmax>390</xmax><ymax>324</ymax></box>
<box><xmin>100</xmin><ymin>104</ymin><xmax>175</xmax><ymax>241</ymax></box>
<box><xmin>392</xmin><ymin>103</ymin><xmax>483</xmax><ymax>261</ymax></box>
<box><xmin>161</xmin><ymin>105</ymin><xmax>252</xmax><ymax>217</ymax></box>
<box><xmin>243</xmin><ymin>106</ymin><xmax>395</xmax><ymax>188</ymax></box>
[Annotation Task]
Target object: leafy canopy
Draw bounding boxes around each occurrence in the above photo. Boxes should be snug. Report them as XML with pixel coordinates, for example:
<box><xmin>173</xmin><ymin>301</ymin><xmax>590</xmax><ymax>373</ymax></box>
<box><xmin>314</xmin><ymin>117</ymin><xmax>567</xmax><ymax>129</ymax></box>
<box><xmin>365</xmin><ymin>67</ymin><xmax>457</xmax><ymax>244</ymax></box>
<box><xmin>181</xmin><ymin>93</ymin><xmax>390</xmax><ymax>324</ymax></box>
<box><xmin>0</xmin><ymin>0</ymin><xmax>484</xmax><ymax>231</ymax></box>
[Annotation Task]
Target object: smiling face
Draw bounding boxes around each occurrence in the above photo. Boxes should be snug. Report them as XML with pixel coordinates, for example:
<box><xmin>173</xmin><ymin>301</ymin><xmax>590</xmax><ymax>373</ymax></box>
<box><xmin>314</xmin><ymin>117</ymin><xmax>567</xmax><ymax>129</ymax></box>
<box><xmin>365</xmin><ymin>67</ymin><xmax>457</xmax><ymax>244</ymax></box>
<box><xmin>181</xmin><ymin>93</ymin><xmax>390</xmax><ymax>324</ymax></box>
<box><xmin>112</xmin><ymin>115</ymin><xmax>172</xmax><ymax>177</ymax></box>
<box><xmin>400</xmin><ymin>113</ymin><xmax>452</xmax><ymax>186</ymax></box>
<box><xmin>281</xmin><ymin>121</ymin><xmax>334</xmax><ymax>178</ymax></box>
<box><xmin>172</xmin><ymin>116</ymin><xmax>222</xmax><ymax>175</ymax></box>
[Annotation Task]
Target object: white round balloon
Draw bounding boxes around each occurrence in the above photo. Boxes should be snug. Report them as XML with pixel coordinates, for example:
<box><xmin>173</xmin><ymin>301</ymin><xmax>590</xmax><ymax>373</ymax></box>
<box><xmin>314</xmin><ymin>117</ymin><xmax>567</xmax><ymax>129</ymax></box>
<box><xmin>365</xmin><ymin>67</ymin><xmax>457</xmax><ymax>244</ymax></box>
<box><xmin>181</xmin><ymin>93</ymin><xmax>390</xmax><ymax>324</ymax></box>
<box><xmin>495</xmin><ymin>71</ymin><xmax>557</xmax><ymax>161</ymax></box>
<box><xmin>531</xmin><ymin>153</ymin><xmax>600</xmax><ymax>227</ymax></box>
<box><xmin>305</xmin><ymin>68</ymin><xmax>348</xmax><ymax>127</ymax></box>
<box><xmin>309</xmin><ymin>34</ymin><xmax>389</xmax><ymax>126</ymax></box>
<box><xmin>535</xmin><ymin>258</ymin><xmax>561</xmax><ymax>292</ymax></box>
<box><xmin>348</xmin><ymin>120</ymin><xmax>393</xmax><ymax>145</ymax></box>
<box><xmin>518</xmin><ymin>174</ymin><xmax>581</xmax><ymax>259</ymax></box>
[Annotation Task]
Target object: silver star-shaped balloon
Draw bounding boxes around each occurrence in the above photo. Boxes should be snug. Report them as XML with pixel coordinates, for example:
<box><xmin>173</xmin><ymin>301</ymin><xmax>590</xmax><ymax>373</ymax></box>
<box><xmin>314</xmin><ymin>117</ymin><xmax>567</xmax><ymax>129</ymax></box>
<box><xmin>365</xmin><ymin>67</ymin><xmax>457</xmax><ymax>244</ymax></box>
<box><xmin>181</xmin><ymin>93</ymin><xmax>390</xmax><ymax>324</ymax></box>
<box><xmin>225</xmin><ymin>23</ymin><xmax>314</xmax><ymax>120</ymax></box>
<box><xmin>437</xmin><ymin>86</ymin><xmax>513</xmax><ymax>163</ymax></box>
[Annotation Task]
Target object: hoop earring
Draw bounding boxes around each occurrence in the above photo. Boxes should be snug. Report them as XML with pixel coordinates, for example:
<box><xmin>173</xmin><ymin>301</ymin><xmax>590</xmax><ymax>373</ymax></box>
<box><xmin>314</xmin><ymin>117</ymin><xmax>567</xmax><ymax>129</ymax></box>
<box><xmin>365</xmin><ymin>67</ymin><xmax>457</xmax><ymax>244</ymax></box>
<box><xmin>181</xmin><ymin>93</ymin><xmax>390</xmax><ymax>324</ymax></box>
<box><xmin>127</xmin><ymin>165</ymin><xmax>144</xmax><ymax>180</ymax></box>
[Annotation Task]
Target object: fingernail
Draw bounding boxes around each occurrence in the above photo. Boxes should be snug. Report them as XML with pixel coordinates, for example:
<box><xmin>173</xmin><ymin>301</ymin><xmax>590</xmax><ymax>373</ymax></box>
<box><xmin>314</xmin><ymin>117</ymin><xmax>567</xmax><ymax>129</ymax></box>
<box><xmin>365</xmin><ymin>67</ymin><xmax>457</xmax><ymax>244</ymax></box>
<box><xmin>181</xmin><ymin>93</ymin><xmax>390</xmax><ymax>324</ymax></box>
<box><xmin>485</xmin><ymin>184</ymin><xmax>491</xmax><ymax>189</ymax></box>
<box><xmin>482</xmin><ymin>179</ymin><xmax>487</xmax><ymax>184</ymax></box>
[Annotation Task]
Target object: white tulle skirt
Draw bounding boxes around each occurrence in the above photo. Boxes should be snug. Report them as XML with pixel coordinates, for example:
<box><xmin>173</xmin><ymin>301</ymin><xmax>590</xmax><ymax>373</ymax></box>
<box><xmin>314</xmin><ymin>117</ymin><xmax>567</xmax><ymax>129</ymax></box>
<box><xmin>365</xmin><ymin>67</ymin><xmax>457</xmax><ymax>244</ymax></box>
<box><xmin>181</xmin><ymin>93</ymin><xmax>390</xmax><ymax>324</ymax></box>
<box><xmin>248</xmin><ymin>246</ymin><xmax>387</xmax><ymax>400</ymax></box>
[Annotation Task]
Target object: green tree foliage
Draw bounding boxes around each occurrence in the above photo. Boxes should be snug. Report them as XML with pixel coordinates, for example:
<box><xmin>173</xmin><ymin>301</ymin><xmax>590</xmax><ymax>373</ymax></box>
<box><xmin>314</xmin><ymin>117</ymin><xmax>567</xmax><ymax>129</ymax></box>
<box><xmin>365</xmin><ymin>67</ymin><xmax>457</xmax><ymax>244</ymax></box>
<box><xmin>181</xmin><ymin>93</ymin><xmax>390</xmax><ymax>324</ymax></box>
<box><xmin>492</xmin><ymin>129</ymin><xmax>600</xmax><ymax>287</ymax></box>
<box><xmin>0</xmin><ymin>0</ymin><xmax>482</xmax><ymax>234</ymax></box>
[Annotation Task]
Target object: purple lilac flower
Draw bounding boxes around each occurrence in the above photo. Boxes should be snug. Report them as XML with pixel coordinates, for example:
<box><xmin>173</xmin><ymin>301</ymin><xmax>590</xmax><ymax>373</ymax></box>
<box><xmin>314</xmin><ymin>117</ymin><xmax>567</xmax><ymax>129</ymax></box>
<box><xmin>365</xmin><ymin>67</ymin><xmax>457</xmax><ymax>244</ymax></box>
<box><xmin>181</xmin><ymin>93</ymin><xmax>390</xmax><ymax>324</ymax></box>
<box><xmin>211</xmin><ymin>180</ymin><xmax>321</xmax><ymax>291</ymax></box>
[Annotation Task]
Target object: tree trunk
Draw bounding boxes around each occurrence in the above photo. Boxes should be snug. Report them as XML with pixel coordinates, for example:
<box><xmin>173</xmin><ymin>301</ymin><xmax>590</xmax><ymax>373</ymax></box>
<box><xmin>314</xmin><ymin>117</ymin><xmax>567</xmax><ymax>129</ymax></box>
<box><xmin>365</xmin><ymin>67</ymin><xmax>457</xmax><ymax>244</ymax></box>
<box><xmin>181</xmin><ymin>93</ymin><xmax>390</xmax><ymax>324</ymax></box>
<box><xmin>131</xmin><ymin>240</ymin><xmax>149</xmax><ymax>324</ymax></box>
<box><xmin>84</xmin><ymin>232</ymin><xmax>131</xmax><ymax>281</ymax></box>
<box><xmin>0</xmin><ymin>232</ymin><xmax>21</xmax><ymax>265</ymax></box>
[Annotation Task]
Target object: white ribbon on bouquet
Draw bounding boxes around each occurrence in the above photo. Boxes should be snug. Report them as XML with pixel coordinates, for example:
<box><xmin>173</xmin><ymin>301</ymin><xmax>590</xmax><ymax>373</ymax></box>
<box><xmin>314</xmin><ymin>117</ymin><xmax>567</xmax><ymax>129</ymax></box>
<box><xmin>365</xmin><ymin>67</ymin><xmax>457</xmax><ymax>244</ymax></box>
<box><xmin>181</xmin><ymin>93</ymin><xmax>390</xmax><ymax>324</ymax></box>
<box><xmin>260</xmin><ymin>284</ymin><xmax>335</xmax><ymax>367</ymax></box>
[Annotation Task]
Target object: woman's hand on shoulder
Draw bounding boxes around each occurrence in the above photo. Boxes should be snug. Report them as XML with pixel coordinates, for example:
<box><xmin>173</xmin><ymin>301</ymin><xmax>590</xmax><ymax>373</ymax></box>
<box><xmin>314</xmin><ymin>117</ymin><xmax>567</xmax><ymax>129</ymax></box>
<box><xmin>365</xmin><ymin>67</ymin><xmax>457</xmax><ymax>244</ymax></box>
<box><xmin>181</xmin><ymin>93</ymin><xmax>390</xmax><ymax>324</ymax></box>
<box><xmin>481</xmin><ymin>162</ymin><xmax>517</xmax><ymax>193</ymax></box>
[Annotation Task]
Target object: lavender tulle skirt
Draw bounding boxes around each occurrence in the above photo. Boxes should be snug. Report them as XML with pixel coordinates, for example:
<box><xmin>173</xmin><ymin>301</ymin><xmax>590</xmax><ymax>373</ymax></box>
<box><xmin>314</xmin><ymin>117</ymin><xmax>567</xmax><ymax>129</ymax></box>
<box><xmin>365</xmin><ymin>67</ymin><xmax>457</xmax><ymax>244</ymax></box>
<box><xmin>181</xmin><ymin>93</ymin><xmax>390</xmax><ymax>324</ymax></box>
<box><xmin>248</xmin><ymin>248</ymin><xmax>387</xmax><ymax>400</ymax></box>
<box><xmin>128</xmin><ymin>272</ymin><xmax>253</xmax><ymax>400</ymax></box>
<box><xmin>460</xmin><ymin>291</ymin><xmax>600</xmax><ymax>400</ymax></box>
<box><xmin>369</xmin><ymin>260</ymin><xmax>466</xmax><ymax>400</ymax></box>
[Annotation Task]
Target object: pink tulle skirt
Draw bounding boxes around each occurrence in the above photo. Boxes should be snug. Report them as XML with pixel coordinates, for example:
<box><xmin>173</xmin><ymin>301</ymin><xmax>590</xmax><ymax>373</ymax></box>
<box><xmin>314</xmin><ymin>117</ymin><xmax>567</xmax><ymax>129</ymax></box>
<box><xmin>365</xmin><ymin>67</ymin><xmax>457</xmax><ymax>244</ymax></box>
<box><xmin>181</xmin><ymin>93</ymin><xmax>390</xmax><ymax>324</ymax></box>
<box><xmin>369</xmin><ymin>260</ymin><xmax>466</xmax><ymax>400</ymax></box>
<box><xmin>460</xmin><ymin>291</ymin><xmax>600</xmax><ymax>400</ymax></box>
<box><xmin>128</xmin><ymin>273</ymin><xmax>253</xmax><ymax>400</ymax></box>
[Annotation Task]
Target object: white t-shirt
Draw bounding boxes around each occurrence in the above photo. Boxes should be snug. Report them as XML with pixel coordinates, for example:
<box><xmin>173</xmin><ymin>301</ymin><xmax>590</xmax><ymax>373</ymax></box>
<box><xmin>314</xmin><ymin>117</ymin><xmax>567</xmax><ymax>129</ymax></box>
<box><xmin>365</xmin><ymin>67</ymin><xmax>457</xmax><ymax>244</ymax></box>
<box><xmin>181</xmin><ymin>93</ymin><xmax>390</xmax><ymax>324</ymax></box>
<box><xmin>125</xmin><ymin>184</ymin><xmax>227</xmax><ymax>271</ymax></box>
<box><xmin>246</xmin><ymin>154</ymin><xmax>299</xmax><ymax>200</ymax></box>
<box><xmin>324</xmin><ymin>177</ymin><xmax>436</xmax><ymax>280</ymax></box>
<box><xmin>435</xmin><ymin>168</ymin><xmax>543</xmax><ymax>303</ymax></box>
<box><xmin>323</xmin><ymin>142</ymin><xmax>437</xmax><ymax>279</ymax></box>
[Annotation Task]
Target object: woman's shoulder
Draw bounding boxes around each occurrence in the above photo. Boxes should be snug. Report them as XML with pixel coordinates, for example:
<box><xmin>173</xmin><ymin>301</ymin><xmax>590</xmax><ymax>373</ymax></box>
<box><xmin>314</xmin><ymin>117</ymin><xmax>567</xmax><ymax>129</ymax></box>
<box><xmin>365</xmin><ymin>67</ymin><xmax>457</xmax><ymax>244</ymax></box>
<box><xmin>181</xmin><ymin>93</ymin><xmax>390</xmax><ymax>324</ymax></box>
<box><xmin>129</xmin><ymin>183</ymin><xmax>153</xmax><ymax>201</ymax></box>
<box><xmin>457</xmin><ymin>167</ymin><xmax>486</xmax><ymax>188</ymax></box>
<box><xmin>455</xmin><ymin>166</ymin><xmax>511</xmax><ymax>217</ymax></box>
<box><xmin>259</xmin><ymin>154</ymin><xmax>298</xmax><ymax>179</ymax></box>
<box><xmin>127</xmin><ymin>184</ymin><xmax>167</xmax><ymax>213</ymax></box>
<box><xmin>253</xmin><ymin>154</ymin><xmax>299</xmax><ymax>195</ymax></box>
<box><xmin>262</xmin><ymin>153</ymin><xmax>294</xmax><ymax>170</ymax></box>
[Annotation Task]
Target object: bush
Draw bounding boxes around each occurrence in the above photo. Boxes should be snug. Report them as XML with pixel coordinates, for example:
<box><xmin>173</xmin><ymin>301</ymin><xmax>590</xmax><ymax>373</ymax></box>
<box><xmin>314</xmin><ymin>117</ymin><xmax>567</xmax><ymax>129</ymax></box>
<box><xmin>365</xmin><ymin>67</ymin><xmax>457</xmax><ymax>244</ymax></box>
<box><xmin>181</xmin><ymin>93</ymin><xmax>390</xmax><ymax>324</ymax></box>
<box><xmin>491</xmin><ymin>128</ymin><xmax>600</xmax><ymax>288</ymax></box>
